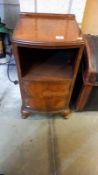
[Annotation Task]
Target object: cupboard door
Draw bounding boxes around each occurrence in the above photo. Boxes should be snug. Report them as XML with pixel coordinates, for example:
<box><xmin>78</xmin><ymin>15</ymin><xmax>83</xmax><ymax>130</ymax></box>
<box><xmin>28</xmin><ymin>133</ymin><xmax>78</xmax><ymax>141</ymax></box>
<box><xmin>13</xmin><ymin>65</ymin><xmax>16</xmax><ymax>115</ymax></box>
<box><xmin>24</xmin><ymin>96</ymin><xmax>69</xmax><ymax>112</ymax></box>
<box><xmin>22</xmin><ymin>81</ymin><xmax>71</xmax><ymax>98</ymax></box>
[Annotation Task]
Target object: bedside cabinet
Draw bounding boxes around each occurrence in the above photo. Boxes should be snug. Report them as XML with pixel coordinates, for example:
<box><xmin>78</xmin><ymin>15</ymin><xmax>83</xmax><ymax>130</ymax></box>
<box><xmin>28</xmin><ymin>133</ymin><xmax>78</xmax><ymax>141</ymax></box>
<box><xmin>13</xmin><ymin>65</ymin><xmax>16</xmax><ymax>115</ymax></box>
<box><xmin>12</xmin><ymin>13</ymin><xmax>84</xmax><ymax>118</ymax></box>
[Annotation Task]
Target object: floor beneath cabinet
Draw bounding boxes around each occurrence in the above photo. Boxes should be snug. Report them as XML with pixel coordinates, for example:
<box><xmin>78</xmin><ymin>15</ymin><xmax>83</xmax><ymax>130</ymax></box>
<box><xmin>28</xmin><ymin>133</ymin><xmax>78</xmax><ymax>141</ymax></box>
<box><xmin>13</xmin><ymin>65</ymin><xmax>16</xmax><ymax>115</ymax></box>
<box><xmin>0</xmin><ymin>64</ymin><xmax>98</xmax><ymax>175</ymax></box>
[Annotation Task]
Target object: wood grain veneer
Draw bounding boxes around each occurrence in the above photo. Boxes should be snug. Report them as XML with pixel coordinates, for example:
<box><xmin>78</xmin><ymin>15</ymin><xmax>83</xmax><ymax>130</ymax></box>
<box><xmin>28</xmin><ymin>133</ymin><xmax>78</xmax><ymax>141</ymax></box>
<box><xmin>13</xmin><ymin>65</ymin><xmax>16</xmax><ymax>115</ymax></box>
<box><xmin>12</xmin><ymin>13</ymin><xmax>84</xmax><ymax>118</ymax></box>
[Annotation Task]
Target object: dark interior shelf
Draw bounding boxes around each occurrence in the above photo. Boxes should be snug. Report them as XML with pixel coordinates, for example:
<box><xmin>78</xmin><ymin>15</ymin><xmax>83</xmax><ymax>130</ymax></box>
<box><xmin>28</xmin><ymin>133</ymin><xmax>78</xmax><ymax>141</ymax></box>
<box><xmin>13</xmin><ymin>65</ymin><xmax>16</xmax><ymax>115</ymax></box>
<box><xmin>18</xmin><ymin>47</ymin><xmax>79</xmax><ymax>82</ymax></box>
<box><xmin>22</xmin><ymin>62</ymin><xmax>73</xmax><ymax>81</ymax></box>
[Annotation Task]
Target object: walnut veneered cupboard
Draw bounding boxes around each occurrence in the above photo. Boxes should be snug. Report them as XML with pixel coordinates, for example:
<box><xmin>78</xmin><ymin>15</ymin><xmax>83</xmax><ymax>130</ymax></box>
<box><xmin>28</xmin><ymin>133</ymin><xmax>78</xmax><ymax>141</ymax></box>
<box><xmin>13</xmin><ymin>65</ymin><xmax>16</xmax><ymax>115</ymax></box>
<box><xmin>12</xmin><ymin>13</ymin><xmax>84</xmax><ymax>118</ymax></box>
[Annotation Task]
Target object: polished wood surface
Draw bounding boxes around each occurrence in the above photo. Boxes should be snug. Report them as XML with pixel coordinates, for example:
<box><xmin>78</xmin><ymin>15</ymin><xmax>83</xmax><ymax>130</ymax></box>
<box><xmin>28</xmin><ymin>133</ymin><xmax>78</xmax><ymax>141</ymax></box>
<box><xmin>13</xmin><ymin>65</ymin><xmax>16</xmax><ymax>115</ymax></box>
<box><xmin>12</xmin><ymin>13</ymin><xmax>84</xmax><ymax>118</ymax></box>
<box><xmin>13</xmin><ymin>13</ymin><xmax>84</xmax><ymax>47</ymax></box>
<box><xmin>22</xmin><ymin>81</ymin><xmax>71</xmax><ymax>98</ymax></box>
<box><xmin>24</xmin><ymin>96</ymin><xmax>69</xmax><ymax>112</ymax></box>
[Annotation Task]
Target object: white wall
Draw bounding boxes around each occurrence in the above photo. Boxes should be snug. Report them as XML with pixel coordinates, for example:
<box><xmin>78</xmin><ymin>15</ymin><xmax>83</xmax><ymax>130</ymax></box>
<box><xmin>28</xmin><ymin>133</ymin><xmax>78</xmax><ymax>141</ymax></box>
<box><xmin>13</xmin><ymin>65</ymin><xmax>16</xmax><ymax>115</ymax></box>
<box><xmin>0</xmin><ymin>0</ymin><xmax>19</xmax><ymax>4</ymax></box>
<box><xmin>0</xmin><ymin>0</ymin><xmax>87</xmax><ymax>28</ymax></box>
<box><xmin>19</xmin><ymin>0</ymin><xmax>87</xmax><ymax>24</ymax></box>
<box><xmin>0</xmin><ymin>0</ymin><xmax>19</xmax><ymax>28</ymax></box>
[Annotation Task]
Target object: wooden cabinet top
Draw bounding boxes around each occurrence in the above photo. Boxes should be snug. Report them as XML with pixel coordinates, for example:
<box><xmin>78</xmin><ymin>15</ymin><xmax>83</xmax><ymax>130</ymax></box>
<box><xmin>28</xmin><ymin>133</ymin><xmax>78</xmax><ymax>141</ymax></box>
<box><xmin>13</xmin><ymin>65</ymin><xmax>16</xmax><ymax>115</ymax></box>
<box><xmin>13</xmin><ymin>13</ymin><xmax>84</xmax><ymax>47</ymax></box>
